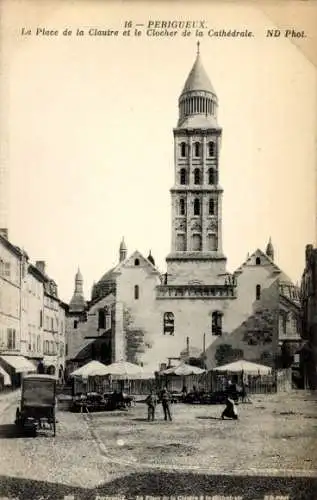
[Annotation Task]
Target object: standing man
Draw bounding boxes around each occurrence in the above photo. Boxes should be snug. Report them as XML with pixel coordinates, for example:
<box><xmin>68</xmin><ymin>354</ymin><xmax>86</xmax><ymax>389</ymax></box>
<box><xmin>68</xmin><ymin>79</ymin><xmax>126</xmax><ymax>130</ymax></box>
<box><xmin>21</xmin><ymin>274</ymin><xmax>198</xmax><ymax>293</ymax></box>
<box><xmin>145</xmin><ymin>389</ymin><xmax>157</xmax><ymax>421</ymax></box>
<box><xmin>160</xmin><ymin>387</ymin><xmax>172</xmax><ymax>421</ymax></box>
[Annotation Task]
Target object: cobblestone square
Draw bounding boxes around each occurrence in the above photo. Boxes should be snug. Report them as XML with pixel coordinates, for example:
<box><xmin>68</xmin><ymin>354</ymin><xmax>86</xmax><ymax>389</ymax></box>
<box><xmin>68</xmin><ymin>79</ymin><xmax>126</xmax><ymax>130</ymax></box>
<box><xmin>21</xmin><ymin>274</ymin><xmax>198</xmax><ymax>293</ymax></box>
<box><xmin>0</xmin><ymin>390</ymin><xmax>316</xmax><ymax>499</ymax></box>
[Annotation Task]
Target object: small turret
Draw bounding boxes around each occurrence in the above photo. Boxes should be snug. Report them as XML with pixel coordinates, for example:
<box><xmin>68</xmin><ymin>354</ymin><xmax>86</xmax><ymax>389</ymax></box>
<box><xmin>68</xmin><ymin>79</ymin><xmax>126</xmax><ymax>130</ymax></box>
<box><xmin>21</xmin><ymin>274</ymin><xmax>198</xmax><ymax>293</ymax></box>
<box><xmin>266</xmin><ymin>237</ymin><xmax>274</xmax><ymax>261</ymax></box>
<box><xmin>119</xmin><ymin>237</ymin><xmax>127</xmax><ymax>262</ymax></box>
<box><xmin>69</xmin><ymin>267</ymin><xmax>86</xmax><ymax>313</ymax></box>
<box><xmin>147</xmin><ymin>250</ymin><xmax>155</xmax><ymax>266</ymax></box>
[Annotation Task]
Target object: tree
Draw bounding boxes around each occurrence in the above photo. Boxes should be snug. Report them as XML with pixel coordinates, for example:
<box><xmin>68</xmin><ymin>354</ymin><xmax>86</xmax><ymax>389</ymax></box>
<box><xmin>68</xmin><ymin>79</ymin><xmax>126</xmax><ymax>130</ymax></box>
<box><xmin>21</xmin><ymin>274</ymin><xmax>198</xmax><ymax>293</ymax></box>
<box><xmin>188</xmin><ymin>357</ymin><xmax>205</xmax><ymax>369</ymax></box>
<box><xmin>123</xmin><ymin>306</ymin><xmax>151</xmax><ymax>364</ymax></box>
<box><xmin>215</xmin><ymin>343</ymin><xmax>244</xmax><ymax>366</ymax></box>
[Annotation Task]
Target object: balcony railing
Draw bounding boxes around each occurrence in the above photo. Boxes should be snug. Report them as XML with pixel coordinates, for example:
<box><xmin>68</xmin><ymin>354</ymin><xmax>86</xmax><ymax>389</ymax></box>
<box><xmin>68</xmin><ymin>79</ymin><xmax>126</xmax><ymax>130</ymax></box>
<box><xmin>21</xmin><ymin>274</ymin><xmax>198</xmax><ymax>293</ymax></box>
<box><xmin>156</xmin><ymin>284</ymin><xmax>236</xmax><ymax>299</ymax></box>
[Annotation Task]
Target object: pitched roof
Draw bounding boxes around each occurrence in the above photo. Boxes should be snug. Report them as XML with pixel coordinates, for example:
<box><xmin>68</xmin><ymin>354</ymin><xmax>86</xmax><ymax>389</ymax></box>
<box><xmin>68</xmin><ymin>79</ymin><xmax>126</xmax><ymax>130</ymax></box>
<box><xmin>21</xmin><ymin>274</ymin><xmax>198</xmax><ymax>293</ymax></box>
<box><xmin>234</xmin><ymin>248</ymin><xmax>283</xmax><ymax>276</ymax></box>
<box><xmin>96</xmin><ymin>250</ymin><xmax>161</xmax><ymax>285</ymax></box>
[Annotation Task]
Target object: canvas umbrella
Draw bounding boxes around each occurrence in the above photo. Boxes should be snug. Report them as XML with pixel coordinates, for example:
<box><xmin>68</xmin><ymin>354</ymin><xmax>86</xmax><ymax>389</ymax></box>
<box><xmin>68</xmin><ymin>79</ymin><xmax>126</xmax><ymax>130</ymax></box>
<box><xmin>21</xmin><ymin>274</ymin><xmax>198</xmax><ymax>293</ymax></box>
<box><xmin>69</xmin><ymin>360</ymin><xmax>110</xmax><ymax>378</ymax></box>
<box><xmin>102</xmin><ymin>360</ymin><xmax>145</xmax><ymax>379</ymax></box>
<box><xmin>213</xmin><ymin>359</ymin><xmax>271</xmax><ymax>375</ymax></box>
<box><xmin>160</xmin><ymin>362</ymin><xmax>206</xmax><ymax>376</ymax></box>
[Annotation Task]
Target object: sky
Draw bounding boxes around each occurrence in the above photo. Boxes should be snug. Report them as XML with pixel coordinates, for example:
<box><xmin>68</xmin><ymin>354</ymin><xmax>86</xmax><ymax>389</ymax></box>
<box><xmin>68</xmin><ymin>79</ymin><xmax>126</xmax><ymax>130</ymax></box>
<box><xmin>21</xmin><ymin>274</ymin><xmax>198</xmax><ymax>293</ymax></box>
<box><xmin>0</xmin><ymin>1</ymin><xmax>316</xmax><ymax>303</ymax></box>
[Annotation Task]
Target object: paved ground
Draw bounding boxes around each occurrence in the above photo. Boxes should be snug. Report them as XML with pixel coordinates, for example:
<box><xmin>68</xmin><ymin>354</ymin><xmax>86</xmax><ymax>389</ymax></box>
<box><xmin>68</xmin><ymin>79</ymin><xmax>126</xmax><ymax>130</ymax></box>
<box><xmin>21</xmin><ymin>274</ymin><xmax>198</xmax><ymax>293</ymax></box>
<box><xmin>0</xmin><ymin>390</ymin><xmax>316</xmax><ymax>499</ymax></box>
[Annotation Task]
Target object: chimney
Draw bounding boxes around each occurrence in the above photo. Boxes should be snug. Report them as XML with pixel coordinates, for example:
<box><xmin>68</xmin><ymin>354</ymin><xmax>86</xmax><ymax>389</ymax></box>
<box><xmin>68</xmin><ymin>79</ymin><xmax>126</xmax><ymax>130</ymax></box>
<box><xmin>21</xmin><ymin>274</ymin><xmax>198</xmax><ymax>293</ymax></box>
<box><xmin>36</xmin><ymin>260</ymin><xmax>46</xmax><ymax>274</ymax></box>
<box><xmin>186</xmin><ymin>336</ymin><xmax>190</xmax><ymax>356</ymax></box>
<box><xmin>0</xmin><ymin>228</ymin><xmax>8</xmax><ymax>239</ymax></box>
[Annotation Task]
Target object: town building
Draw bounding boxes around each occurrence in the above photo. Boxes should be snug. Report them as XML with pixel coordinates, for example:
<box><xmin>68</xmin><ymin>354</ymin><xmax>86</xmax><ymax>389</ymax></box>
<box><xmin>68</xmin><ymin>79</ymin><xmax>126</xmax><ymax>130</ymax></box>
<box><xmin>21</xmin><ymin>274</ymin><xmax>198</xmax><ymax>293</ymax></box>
<box><xmin>0</xmin><ymin>229</ymin><xmax>66</xmax><ymax>387</ymax></box>
<box><xmin>300</xmin><ymin>244</ymin><xmax>317</xmax><ymax>389</ymax></box>
<box><xmin>66</xmin><ymin>45</ymin><xmax>301</xmax><ymax>375</ymax></box>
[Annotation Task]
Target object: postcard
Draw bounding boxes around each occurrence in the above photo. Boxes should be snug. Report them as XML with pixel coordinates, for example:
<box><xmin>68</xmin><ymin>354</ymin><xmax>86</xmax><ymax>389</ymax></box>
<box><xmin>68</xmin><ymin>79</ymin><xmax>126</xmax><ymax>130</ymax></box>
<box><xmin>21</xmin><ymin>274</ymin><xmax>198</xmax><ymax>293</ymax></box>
<box><xmin>0</xmin><ymin>1</ymin><xmax>316</xmax><ymax>499</ymax></box>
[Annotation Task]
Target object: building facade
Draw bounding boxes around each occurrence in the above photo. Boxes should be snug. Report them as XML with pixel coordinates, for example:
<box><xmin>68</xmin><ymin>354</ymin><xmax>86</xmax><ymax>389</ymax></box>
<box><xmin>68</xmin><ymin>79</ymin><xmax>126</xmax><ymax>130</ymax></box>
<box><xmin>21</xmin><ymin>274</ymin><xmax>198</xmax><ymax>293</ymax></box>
<box><xmin>300</xmin><ymin>244</ymin><xmax>317</xmax><ymax>389</ymax></box>
<box><xmin>0</xmin><ymin>230</ymin><xmax>66</xmax><ymax>386</ymax></box>
<box><xmin>0</xmin><ymin>230</ymin><xmax>23</xmax><ymax>356</ymax></box>
<box><xmin>66</xmin><ymin>46</ymin><xmax>301</xmax><ymax>375</ymax></box>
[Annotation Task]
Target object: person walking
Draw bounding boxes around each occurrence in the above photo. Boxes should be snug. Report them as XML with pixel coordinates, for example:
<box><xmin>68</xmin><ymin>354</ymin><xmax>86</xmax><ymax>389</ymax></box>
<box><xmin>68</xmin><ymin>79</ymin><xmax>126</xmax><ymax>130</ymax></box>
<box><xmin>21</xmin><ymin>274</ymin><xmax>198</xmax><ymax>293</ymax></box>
<box><xmin>160</xmin><ymin>387</ymin><xmax>172</xmax><ymax>421</ymax></box>
<box><xmin>145</xmin><ymin>389</ymin><xmax>157</xmax><ymax>421</ymax></box>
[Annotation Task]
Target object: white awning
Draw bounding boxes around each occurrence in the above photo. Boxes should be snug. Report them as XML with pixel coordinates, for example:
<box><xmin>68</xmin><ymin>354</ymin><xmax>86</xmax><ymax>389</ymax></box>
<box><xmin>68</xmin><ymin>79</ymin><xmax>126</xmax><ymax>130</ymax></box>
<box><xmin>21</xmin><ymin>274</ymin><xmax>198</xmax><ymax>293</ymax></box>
<box><xmin>1</xmin><ymin>355</ymin><xmax>37</xmax><ymax>373</ymax></box>
<box><xmin>0</xmin><ymin>365</ymin><xmax>11</xmax><ymax>386</ymax></box>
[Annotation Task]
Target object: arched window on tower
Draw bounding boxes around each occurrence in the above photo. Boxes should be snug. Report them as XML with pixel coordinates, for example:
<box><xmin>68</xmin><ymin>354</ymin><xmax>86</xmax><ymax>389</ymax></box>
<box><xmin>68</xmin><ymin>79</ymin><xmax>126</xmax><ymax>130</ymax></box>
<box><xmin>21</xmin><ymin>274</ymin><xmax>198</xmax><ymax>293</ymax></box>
<box><xmin>207</xmin><ymin>234</ymin><xmax>217</xmax><ymax>251</ymax></box>
<box><xmin>194</xmin><ymin>168</ymin><xmax>201</xmax><ymax>185</ymax></box>
<box><xmin>194</xmin><ymin>142</ymin><xmax>201</xmax><ymax>157</ymax></box>
<box><xmin>208</xmin><ymin>168</ymin><xmax>216</xmax><ymax>185</ymax></box>
<box><xmin>180</xmin><ymin>168</ymin><xmax>187</xmax><ymax>185</ymax></box>
<box><xmin>208</xmin><ymin>141</ymin><xmax>215</xmax><ymax>157</ymax></box>
<box><xmin>192</xmin><ymin>234</ymin><xmax>202</xmax><ymax>251</ymax></box>
<box><xmin>179</xmin><ymin>198</ymin><xmax>186</xmax><ymax>216</ymax></box>
<box><xmin>256</xmin><ymin>284</ymin><xmax>261</xmax><ymax>300</ymax></box>
<box><xmin>180</xmin><ymin>142</ymin><xmax>187</xmax><ymax>158</ymax></box>
<box><xmin>134</xmin><ymin>285</ymin><xmax>139</xmax><ymax>300</ymax></box>
<box><xmin>194</xmin><ymin>198</ymin><xmax>200</xmax><ymax>216</ymax></box>
<box><xmin>212</xmin><ymin>311</ymin><xmax>223</xmax><ymax>336</ymax></box>
<box><xmin>176</xmin><ymin>234</ymin><xmax>186</xmax><ymax>251</ymax></box>
<box><xmin>209</xmin><ymin>199</ymin><xmax>215</xmax><ymax>215</ymax></box>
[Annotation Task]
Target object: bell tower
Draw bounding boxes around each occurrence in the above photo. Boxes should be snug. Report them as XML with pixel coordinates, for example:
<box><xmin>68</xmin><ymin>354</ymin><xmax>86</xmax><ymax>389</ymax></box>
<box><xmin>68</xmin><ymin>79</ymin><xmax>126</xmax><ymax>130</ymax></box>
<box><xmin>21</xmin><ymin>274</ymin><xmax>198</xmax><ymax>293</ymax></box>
<box><xmin>166</xmin><ymin>43</ymin><xmax>227</xmax><ymax>285</ymax></box>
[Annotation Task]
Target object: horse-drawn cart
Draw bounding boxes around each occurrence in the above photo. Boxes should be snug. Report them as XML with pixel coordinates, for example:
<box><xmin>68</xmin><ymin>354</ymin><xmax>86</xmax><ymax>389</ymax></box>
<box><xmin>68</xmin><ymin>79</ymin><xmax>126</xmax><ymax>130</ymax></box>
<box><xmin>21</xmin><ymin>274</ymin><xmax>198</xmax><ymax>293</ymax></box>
<box><xmin>15</xmin><ymin>374</ymin><xmax>57</xmax><ymax>436</ymax></box>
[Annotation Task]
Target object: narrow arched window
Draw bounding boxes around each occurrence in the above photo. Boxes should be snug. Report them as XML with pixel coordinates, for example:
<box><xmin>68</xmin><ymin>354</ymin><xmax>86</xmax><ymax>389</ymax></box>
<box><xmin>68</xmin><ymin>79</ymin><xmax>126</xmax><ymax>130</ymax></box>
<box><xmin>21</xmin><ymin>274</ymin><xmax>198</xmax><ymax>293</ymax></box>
<box><xmin>194</xmin><ymin>198</ymin><xmax>200</xmax><ymax>216</ymax></box>
<box><xmin>180</xmin><ymin>142</ymin><xmax>186</xmax><ymax>158</ymax></box>
<box><xmin>134</xmin><ymin>258</ymin><xmax>140</xmax><ymax>266</ymax></box>
<box><xmin>256</xmin><ymin>284</ymin><xmax>261</xmax><ymax>300</ymax></box>
<box><xmin>176</xmin><ymin>234</ymin><xmax>186</xmax><ymax>251</ymax></box>
<box><xmin>208</xmin><ymin>141</ymin><xmax>215</xmax><ymax>157</ymax></box>
<box><xmin>194</xmin><ymin>142</ymin><xmax>201</xmax><ymax>157</ymax></box>
<box><xmin>194</xmin><ymin>168</ymin><xmax>201</xmax><ymax>185</ymax></box>
<box><xmin>179</xmin><ymin>198</ymin><xmax>186</xmax><ymax>216</ymax></box>
<box><xmin>212</xmin><ymin>311</ymin><xmax>223</xmax><ymax>336</ymax></box>
<box><xmin>180</xmin><ymin>168</ymin><xmax>187</xmax><ymax>185</ymax></box>
<box><xmin>74</xmin><ymin>320</ymin><xmax>78</xmax><ymax>329</ymax></box>
<box><xmin>208</xmin><ymin>168</ymin><xmax>215</xmax><ymax>185</ymax></box>
<box><xmin>209</xmin><ymin>199</ymin><xmax>215</xmax><ymax>215</ymax></box>
<box><xmin>192</xmin><ymin>234</ymin><xmax>202</xmax><ymax>251</ymax></box>
<box><xmin>163</xmin><ymin>312</ymin><xmax>174</xmax><ymax>335</ymax></box>
<box><xmin>255</xmin><ymin>257</ymin><xmax>261</xmax><ymax>265</ymax></box>
<box><xmin>134</xmin><ymin>285</ymin><xmax>139</xmax><ymax>300</ymax></box>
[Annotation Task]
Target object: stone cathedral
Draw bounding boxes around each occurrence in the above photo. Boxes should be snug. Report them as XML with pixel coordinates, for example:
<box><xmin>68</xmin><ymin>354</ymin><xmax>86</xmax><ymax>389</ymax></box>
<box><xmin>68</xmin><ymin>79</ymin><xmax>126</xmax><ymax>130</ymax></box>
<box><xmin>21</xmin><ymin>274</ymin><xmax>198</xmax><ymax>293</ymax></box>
<box><xmin>66</xmin><ymin>46</ymin><xmax>301</xmax><ymax>373</ymax></box>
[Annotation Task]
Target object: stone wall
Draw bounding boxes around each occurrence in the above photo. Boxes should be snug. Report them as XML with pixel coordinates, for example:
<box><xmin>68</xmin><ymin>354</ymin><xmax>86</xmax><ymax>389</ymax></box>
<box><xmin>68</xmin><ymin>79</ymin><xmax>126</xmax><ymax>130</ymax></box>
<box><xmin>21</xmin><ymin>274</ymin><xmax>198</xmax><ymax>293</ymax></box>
<box><xmin>66</xmin><ymin>293</ymin><xmax>115</xmax><ymax>361</ymax></box>
<box><xmin>205</xmin><ymin>280</ymin><xmax>280</xmax><ymax>369</ymax></box>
